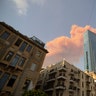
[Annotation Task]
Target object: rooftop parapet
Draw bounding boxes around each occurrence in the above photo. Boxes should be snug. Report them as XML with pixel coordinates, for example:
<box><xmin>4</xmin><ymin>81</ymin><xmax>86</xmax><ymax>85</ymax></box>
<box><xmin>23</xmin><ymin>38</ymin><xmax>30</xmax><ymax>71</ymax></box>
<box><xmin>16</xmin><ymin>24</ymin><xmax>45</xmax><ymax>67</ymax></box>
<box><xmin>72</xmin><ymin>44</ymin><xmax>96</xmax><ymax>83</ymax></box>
<box><xmin>30</xmin><ymin>36</ymin><xmax>45</xmax><ymax>48</ymax></box>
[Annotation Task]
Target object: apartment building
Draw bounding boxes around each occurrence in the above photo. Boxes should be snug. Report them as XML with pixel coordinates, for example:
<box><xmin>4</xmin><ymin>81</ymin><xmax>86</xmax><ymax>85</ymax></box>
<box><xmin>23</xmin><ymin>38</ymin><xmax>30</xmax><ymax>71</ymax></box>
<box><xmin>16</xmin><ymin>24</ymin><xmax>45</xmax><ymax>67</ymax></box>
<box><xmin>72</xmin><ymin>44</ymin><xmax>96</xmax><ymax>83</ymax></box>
<box><xmin>36</xmin><ymin>59</ymin><xmax>95</xmax><ymax>96</ymax></box>
<box><xmin>0</xmin><ymin>22</ymin><xmax>48</xmax><ymax>96</ymax></box>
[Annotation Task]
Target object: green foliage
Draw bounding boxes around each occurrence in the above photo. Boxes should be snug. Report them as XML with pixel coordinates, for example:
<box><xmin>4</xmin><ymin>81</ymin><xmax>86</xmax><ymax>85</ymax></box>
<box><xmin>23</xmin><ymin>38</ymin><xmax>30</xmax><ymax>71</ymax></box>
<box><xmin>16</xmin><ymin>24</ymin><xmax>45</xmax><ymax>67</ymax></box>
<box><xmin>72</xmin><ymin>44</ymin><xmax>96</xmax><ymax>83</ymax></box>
<box><xmin>22</xmin><ymin>89</ymin><xmax>48</xmax><ymax>96</ymax></box>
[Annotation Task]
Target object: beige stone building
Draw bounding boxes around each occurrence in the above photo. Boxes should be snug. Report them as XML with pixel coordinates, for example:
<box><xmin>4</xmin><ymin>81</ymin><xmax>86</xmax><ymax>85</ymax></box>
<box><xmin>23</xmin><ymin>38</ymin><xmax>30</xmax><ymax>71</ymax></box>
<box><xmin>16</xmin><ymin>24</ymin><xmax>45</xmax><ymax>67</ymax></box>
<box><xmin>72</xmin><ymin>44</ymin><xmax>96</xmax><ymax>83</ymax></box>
<box><xmin>36</xmin><ymin>59</ymin><xmax>95</xmax><ymax>96</ymax></box>
<box><xmin>0</xmin><ymin>22</ymin><xmax>48</xmax><ymax>96</ymax></box>
<box><xmin>85</xmin><ymin>71</ymin><xmax>96</xmax><ymax>96</ymax></box>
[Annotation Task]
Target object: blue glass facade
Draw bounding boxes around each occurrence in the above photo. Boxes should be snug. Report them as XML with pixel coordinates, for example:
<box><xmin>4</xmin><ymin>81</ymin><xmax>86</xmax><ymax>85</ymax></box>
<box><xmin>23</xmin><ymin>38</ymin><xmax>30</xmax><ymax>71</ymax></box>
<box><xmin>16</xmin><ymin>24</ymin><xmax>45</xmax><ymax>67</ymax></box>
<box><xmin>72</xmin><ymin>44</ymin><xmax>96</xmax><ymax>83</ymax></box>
<box><xmin>84</xmin><ymin>30</ymin><xmax>96</xmax><ymax>72</ymax></box>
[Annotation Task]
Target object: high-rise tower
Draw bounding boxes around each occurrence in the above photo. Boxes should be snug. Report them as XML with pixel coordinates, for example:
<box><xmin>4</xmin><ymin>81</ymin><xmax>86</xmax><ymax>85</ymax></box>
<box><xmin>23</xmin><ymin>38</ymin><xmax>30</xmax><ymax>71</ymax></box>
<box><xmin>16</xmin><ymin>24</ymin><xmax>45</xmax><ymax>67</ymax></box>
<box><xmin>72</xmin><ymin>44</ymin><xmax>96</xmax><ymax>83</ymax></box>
<box><xmin>84</xmin><ymin>30</ymin><xmax>96</xmax><ymax>72</ymax></box>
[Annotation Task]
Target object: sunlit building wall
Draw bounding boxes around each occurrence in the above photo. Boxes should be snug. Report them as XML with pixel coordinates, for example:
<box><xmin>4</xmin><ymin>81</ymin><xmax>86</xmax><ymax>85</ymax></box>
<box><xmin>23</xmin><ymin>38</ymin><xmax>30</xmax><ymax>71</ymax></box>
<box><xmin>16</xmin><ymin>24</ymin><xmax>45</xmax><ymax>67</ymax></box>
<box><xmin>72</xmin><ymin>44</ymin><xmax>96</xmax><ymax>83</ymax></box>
<box><xmin>36</xmin><ymin>59</ymin><xmax>95</xmax><ymax>96</ymax></box>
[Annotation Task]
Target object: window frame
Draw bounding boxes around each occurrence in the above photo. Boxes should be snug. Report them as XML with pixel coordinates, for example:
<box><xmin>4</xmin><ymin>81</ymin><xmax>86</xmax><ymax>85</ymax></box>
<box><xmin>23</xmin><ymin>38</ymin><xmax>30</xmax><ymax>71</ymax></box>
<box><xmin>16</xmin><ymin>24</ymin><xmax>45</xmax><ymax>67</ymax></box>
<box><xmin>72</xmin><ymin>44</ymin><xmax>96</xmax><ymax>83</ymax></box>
<box><xmin>19</xmin><ymin>41</ymin><xmax>28</xmax><ymax>52</ymax></box>
<box><xmin>14</xmin><ymin>38</ymin><xmax>22</xmax><ymax>47</ymax></box>
<box><xmin>23</xmin><ymin>79</ymin><xmax>31</xmax><ymax>90</ymax></box>
<box><xmin>0</xmin><ymin>31</ymin><xmax>10</xmax><ymax>40</ymax></box>
<box><xmin>4</xmin><ymin>51</ymin><xmax>14</xmax><ymax>62</ymax></box>
<box><xmin>26</xmin><ymin>45</ymin><xmax>32</xmax><ymax>52</ymax></box>
<box><xmin>10</xmin><ymin>54</ymin><xmax>20</xmax><ymax>67</ymax></box>
<box><xmin>18</xmin><ymin>57</ymin><xmax>26</xmax><ymax>67</ymax></box>
<box><xmin>0</xmin><ymin>73</ymin><xmax>10</xmax><ymax>90</ymax></box>
<box><xmin>7</xmin><ymin>75</ymin><xmax>17</xmax><ymax>87</ymax></box>
<box><xmin>0</xmin><ymin>71</ymin><xmax>3</xmax><ymax>77</ymax></box>
<box><xmin>36</xmin><ymin>51</ymin><xmax>42</xmax><ymax>58</ymax></box>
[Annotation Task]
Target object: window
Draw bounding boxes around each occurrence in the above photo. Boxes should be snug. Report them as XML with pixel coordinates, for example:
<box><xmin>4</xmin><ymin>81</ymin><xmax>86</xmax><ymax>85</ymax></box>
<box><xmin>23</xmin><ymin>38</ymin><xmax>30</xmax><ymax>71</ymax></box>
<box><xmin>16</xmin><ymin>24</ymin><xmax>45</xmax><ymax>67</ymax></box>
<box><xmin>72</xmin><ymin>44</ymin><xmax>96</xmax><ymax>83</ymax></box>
<box><xmin>18</xmin><ymin>57</ymin><xmax>26</xmax><ymax>67</ymax></box>
<box><xmin>0</xmin><ymin>25</ymin><xmax>3</xmax><ymax>31</ymax></box>
<box><xmin>86</xmin><ymin>51</ymin><xmax>89</xmax><ymax>70</ymax></box>
<box><xmin>4</xmin><ymin>51</ymin><xmax>14</xmax><ymax>61</ymax></box>
<box><xmin>36</xmin><ymin>51</ymin><xmax>42</xmax><ymax>57</ymax></box>
<box><xmin>0</xmin><ymin>73</ymin><xmax>10</xmax><ymax>90</ymax></box>
<box><xmin>26</xmin><ymin>45</ymin><xmax>32</xmax><ymax>52</ymax></box>
<box><xmin>82</xmin><ymin>91</ymin><xmax>84</xmax><ymax>96</ymax></box>
<box><xmin>15</xmin><ymin>38</ymin><xmax>22</xmax><ymax>46</ymax></box>
<box><xmin>0</xmin><ymin>71</ymin><xmax>2</xmax><ymax>76</ymax></box>
<box><xmin>0</xmin><ymin>31</ymin><xmax>10</xmax><ymax>40</ymax></box>
<box><xmin>82</xmin><ymin>74</ymin><xmax>83</xmax><ymax>79</ymax></box>
<box><xmin>10</xmin><ymin>54</ymin><xmax>20</xmax><ymax>67</ymax></box>
<box><xmin>7</xmin><ymin>75</ymin><xmax>17</xmax><ymax>87</ymax></box>
<box><xmin>19</xmin><ymin>42</ymin><xmax>27</xmax><ymax>52</ymax></box>
<box><xmin>82</xmin><ymin>82</ymin><xmax>84</xmax><ymax>87</ymax></box>
<box><xmin>23</xmin><ymin>79</ymin><xmax>31</xmax><ymax>90</ymax></box>
<box><xmin>31</xmin><ymin>63</ymin><xmax>37</xmax><ymax>71</ymax></box>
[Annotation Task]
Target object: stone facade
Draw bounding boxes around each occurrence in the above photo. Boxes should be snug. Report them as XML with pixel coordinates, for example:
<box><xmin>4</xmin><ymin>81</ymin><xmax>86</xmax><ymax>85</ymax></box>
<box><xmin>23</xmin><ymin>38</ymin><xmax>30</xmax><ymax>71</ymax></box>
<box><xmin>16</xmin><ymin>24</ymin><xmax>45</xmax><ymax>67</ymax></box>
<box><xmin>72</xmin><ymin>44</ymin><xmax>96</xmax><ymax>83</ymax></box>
<box><xmin>36</xmin><ymin>60</ymin><xmax>95</xmax><ymax>96</ymax></box>
<box><xmin>0</xmin><ymin>22</ymin><xmax>48</xmax><ymax>96</ymax></box>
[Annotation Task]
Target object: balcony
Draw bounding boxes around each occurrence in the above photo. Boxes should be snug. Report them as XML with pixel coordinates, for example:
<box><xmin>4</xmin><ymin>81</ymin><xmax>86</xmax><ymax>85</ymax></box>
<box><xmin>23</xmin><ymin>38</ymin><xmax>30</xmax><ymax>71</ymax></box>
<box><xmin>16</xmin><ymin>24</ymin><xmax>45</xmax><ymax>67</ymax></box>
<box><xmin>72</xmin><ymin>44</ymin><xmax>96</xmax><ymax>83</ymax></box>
<box><xmin>46</xmin><ymin>75</ymin><xmax>56</xmax><ymax>82</ymax></box>
<box><xmin>69</xmin><ymin>77</ymin><xmax>74</xmax><ymax>82</ymax></box>
<box><xmin>69</xmin><ymin>85</ymin><xmax>76</xmax><ymax>92</ymax></box>
<box><xmin>86</xmin><ymin>85</ymin><xmax>91</xmax><ymax>92</ymax></box>
<box><xmin>69</xmin><ymin>69</ymin><xmax>74</xmax><ymax>76</ymax></box>
<box><xmin>49</xmin><ymin>69</ymin><xmax>57</xmax><ymax>75</ymax></box>
<box><xmin>57</xmin><ymin>73</ymin><xmax>67</xmax><ymax>80</ymax></box>
<box><xmin>45</xmin><ymin>88</ymin><xmax>53</xmax><ymax>92</ymax></box>
<box><xmin>86</xmin><ymin>75</ymin><xmax>91</xmax><ymax>83</ymax></box>
<box><xmin>46</xmin><ymin>78</ymin><xmax>55</xmax><ymax>82</ymax></box>
<box><xmin>86</xmin><ymin>80</ymin><xmax>91</xmax><ymax>84</ymax></box>
<box><xmin>55</xmin><ymin>84</ymin><xmax>66</xmax><ymax>90</ymax></box>
<box><xmin>69</xmin><ymin>72</ymin><xmax>74</xmax><ymax>75</ymax></box>
<box><xmin>58</xmin><ymin>66</ymin><xmax>66</xmax><ymax>72</ymax></box>
<box><xmin>86</xmin><ymin>92</ymin><xmax>90</xmax><ymax>96</ymax></box>
<box><xmin>44</xmin><ymin>85</ymin><xmax>54</xmax><ymax>92</ymax></box>
<box><xmin>76</xmin><ymin>78</ymin><xmax>80</xmax><ymax>82</ymax></box>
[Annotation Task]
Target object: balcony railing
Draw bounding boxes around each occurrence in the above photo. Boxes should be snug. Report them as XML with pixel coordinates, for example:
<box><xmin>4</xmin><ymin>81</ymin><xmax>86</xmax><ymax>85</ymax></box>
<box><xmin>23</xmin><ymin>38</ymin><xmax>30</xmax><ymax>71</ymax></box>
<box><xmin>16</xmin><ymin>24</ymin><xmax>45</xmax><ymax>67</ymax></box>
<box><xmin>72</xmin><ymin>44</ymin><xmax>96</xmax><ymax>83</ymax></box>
<box><xmin>55</xmin><ymin>84</ymin><xmax>66</xmax><ymax>90</ymax></box>
<box><xmin>58</xmin><ymin>67</ymin><xmax>66</xmax><ymax>72</ymax></box>
<box><xmin>44</xmin><ymin>88</ymin><xmax>54</xmax><ymax>92</ymax></box>
<box><xmin>69</xmin><ymin>86</ymin><xmax>75</xmax><ymax>92</ymax></box>
<box><xmin>86</xmin><ymin>85</ymin><xmax>91</xmax><ymax>91</ymax></box>
<box><xmin>46</xmin><ymin>78</ymin><xmax>55</xmax><ymax>82</ymax></box>
<box><xmin>86</xmin><ymin>80</ymin><xmax>91</xmax><ymax>83</ymax></box>
<box><xmin>57</xmin><ymin>73</ymin><xmax>67</xmax><ymax>80</ymax></box>
<box><xmin>44</xmin><ymin>85</ymin><xmax>54</xmax><ymax>92</ymax></box>
<box><xmin>69</xmin><ymin>77</ymin><xmax>75</xmax><ymax>82</ymax></box>
<box><xmin>49</xmin><ymin>70</ymin><xmax>57</xmax><ymax>74</ymax></box>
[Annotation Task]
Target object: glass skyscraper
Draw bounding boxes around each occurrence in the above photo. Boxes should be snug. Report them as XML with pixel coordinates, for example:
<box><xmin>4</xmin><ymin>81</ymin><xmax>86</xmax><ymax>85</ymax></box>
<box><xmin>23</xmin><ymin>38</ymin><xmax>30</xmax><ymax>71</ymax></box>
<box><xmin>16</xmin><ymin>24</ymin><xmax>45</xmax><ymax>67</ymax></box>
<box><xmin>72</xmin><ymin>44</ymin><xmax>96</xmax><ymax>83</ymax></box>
<box><xmin>84</xmin><ymin>30</ymin><xmax>96</xmax><ymax>72</ymax></box>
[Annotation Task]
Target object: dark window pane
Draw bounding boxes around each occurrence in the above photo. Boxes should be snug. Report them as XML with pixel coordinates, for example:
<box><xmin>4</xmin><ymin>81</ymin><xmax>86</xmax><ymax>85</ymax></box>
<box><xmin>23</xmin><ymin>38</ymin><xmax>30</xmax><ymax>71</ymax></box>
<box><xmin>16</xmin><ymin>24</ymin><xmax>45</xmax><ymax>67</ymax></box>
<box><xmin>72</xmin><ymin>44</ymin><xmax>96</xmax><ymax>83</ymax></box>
<box><xmin>15</xmin><ymin>38</ymin><xmax>22</xmax><ymax>46</ymax></box>
<box><xmin>0</xmin><ymin>25</ymin><xmax>3</xmax><ymax>32</ymax></box>
<box><xmin>19</xmin><ymin>42</ymin><xmax>27</xmax><ymax>52</ymax></box>
<box><xmin>10</xmin><ymin>54</ymin><xmax>20</xmax><ymax>67</ymax></box>
<box><xmin>4</xmin><ymin>51</ymin><xmax>14</xmax><ymax>61</ymax></box>
<box><xmin>26</xmin><ymin>45</ymin><xmax>32</xmax><ymax>52</ymax></box>
<box><xmin>23</xmin><ymin>79</ymin><xmax>31</xmax><ymax>90</ymax></box>
<box><xmin>18</xmin><ymin>57</ymin><xmax>26</xmax><ymax>67</ymax></box>
<box><xmin>0</xmin><ymin>71</ymin><xmax>2</xmax><ymax>76</ymax></box>
<box><xmin>0</xmin><ymin>73</ymin><xmax>10</xmax><ymax>90</ymax></box>
<box><xmin>7</xmin><ymin>75</ymin><xmax>17</xmax><ymax>87</ymax></box>
<box><xmin>0</xmin><ymin>31</ymin><xmax>10</xmax><ymax>40</ymax></box>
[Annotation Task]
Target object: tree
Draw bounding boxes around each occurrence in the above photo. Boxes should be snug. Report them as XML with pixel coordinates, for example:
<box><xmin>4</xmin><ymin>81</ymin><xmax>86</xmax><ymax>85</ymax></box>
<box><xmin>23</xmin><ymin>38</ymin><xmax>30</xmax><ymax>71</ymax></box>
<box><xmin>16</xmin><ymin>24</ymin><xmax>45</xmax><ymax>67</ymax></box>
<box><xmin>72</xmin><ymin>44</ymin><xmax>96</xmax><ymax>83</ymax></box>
<box><xmin>22</xmin><ymin>89</ymin><xmax>48</xmax><ymax>96</ymax></box>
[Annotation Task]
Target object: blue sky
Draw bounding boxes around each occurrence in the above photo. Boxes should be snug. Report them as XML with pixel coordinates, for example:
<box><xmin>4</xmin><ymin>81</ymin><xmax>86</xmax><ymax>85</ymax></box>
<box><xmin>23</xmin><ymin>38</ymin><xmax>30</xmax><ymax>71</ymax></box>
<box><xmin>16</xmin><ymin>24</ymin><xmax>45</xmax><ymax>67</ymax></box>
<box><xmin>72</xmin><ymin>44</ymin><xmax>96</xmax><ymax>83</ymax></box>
<box><xmin>0</xmin><ymin>0</ymin><xmax>96</xmax><ymax>70</ymax></box>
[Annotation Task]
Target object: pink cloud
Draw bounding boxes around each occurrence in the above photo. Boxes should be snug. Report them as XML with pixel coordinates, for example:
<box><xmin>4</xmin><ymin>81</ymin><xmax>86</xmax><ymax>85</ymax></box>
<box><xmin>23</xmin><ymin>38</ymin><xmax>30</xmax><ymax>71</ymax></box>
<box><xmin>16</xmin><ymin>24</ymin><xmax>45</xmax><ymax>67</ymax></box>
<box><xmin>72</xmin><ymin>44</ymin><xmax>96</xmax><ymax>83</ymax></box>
<box><xmin>43</xmin><ymin>25</ymin><xmax>96</xmax><ymax>67</ymax></box>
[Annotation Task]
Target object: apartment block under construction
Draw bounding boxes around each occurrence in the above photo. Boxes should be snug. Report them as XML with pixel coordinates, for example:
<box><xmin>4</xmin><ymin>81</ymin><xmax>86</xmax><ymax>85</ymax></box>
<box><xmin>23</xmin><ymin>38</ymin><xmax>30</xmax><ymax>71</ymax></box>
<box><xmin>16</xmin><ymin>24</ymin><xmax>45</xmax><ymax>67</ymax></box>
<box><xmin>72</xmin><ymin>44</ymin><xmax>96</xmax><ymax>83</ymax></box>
<box><xmin>36</xmin><ymin>60</ymin><xmax>96</xmax><ymax>96</ymax></box>
<box><xmin>0</xmin><ymin>22</ymin><xmax>48</xmax><ymax>96</ymax></box>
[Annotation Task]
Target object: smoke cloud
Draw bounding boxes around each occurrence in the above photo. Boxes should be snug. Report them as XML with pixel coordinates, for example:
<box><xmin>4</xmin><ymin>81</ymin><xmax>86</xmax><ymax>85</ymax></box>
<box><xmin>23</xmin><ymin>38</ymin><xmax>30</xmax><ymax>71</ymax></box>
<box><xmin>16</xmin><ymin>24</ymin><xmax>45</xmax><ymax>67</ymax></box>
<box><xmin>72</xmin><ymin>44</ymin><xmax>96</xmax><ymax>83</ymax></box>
<box><xmin>44</xmin><ymin>25</ymin><xmax>96</xmax><ymax>67</ymax></box>
<box><xmin>11</xmin><ymin>0</ymin><xmax>46</xmax><ymax>15</ymax></box>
